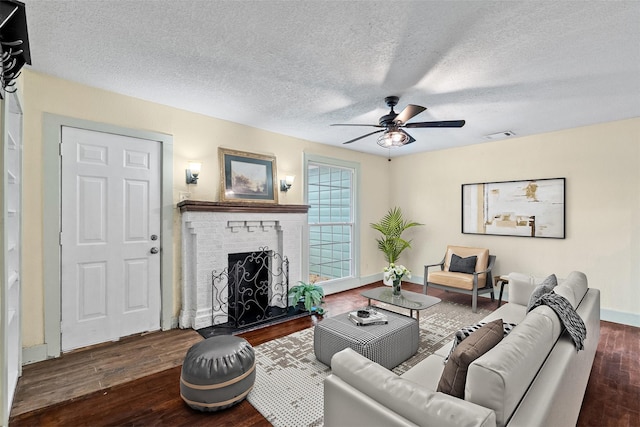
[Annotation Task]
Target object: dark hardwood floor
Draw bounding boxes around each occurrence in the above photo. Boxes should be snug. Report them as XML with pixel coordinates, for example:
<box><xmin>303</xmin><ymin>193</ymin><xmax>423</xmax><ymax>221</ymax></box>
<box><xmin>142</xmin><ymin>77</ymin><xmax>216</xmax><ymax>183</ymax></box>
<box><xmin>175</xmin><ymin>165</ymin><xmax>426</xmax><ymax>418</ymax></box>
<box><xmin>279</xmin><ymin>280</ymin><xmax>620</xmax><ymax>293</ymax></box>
<box><xmin>10</xmin><ymin>328</ymin><xmax>203</xmax><ymax>417</ymax></box>
<box><xmin>577</xmin><ymin>320</ymin><xmax>640</xmax><ymax>426</ymax></box>
<box><xmin>9</xmin><ymin>282</ymin><xmax>639</xmax><ymax>426</ymax></box>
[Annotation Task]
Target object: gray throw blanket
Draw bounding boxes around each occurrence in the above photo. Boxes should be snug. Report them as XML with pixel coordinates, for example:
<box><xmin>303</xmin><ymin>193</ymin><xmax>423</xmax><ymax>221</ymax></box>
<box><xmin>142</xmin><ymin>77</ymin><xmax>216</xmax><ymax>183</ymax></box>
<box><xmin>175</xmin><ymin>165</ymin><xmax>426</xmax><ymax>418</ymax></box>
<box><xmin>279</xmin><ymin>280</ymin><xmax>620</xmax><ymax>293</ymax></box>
<box><xmin>528</xmin><ymin>292</ymin><xmax>587</xmax><ymax>351</ymax></box>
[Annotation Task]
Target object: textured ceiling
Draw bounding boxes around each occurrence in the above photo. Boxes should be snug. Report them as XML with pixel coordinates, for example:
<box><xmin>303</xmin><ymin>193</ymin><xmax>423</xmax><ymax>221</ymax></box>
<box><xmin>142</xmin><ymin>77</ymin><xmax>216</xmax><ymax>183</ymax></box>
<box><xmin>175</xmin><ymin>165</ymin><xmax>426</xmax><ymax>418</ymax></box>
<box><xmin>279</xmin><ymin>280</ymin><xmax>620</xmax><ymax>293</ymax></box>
<box><xmin>22</xmin><ymin>0</ymin><xmax>640</xmax><ymax>157</ymax></box>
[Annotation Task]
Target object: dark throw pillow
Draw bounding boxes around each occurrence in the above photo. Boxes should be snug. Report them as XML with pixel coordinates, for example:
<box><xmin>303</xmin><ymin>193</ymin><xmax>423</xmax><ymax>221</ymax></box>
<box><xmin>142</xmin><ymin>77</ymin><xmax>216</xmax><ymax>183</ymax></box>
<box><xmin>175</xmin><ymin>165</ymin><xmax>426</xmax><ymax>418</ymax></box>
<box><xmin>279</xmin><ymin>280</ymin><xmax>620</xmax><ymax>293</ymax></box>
<box><xmin>445</xmin><ymin>321</ymin><xmax>517</xmax><ymax>362</ymax></box>
<box><xmin>527</xmin><ymin>274</ymin><xmax>558</xmax><ymax>313</ymax></box>
<box><xmin>437</xmin><ymin>318</ymin><xmax>504</xmax><ymax>398</ymax></box>
<box><xmin>449</xmin><ymin>253</ymin><xmax>477</xmax><ymax>274</ymax></box>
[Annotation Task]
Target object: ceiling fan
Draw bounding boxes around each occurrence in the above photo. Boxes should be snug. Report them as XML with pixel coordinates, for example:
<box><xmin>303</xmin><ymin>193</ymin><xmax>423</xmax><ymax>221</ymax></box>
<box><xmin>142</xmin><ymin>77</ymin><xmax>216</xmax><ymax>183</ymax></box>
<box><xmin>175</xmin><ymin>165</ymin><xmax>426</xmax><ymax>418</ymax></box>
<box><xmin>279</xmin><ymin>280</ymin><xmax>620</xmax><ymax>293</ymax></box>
<box><xmin>331</xmin><ymin>96</ymin><xmax>465</xmax><ymax>148</ymax></box>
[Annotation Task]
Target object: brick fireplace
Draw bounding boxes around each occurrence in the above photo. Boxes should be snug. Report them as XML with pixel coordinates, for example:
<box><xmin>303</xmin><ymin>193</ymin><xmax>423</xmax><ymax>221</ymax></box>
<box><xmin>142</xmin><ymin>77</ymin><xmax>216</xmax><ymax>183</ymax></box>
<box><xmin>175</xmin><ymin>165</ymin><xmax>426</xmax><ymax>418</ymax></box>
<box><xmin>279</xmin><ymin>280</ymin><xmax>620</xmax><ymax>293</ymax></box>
<box><xmin>177</xmin><ymin>201</ymin><xmax>309</xmax><ymax>330</ymax></box>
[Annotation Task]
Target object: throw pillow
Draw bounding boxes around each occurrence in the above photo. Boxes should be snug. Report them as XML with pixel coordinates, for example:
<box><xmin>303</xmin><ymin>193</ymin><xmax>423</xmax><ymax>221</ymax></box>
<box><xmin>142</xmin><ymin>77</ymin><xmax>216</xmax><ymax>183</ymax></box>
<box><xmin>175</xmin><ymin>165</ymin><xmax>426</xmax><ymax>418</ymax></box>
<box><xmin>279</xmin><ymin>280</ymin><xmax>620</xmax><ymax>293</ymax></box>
<box><xmin>437</xmin><ymin>318</ymin><xmax>504</xmax><ymax>398</ymax></box>
<box><xmin>445</xmin><ymin>321</ymin><xmax>517</xmax><ymax>363</ymax></box>
<box><xmin>449</xmin><ymin>253</ymin><xmax>477</xmax><ymax>274</ymax></box>
<box><xmin>527</xmin><ymin>274</ymin><xmax>558</xmax><ymax>313</ymax></box>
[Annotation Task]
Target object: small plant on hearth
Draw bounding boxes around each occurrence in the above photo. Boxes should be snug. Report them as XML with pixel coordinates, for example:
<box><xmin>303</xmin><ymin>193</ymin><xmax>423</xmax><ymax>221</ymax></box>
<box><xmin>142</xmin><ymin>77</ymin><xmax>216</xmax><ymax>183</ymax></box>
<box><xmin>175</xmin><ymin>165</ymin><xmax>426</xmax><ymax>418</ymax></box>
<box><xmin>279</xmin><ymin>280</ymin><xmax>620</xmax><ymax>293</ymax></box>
<box><xmin>288</xmin><ymin>281</ymin><xmax>325</xmax><ymax>315</ymax></box>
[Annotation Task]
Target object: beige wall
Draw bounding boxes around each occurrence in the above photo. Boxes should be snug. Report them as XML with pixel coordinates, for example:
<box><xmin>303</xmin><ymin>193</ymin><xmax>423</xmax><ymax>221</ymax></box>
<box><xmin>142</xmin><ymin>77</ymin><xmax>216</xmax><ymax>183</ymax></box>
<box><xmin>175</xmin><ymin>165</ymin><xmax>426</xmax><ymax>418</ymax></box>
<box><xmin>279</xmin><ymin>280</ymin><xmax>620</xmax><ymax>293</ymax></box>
<box><xmin>391</xmin><ymin>118</ymin><xmax>640</xmax><ymax>318</ymax></box>
<box><xmin>21</xmin><ymin>70</ymin><xmax>391</xmax><ymax>348</ymax></box>
<box><xmin>19</xmin><ymin>70</ymin><xmax>639</xmax><ymax>348</ymax></box>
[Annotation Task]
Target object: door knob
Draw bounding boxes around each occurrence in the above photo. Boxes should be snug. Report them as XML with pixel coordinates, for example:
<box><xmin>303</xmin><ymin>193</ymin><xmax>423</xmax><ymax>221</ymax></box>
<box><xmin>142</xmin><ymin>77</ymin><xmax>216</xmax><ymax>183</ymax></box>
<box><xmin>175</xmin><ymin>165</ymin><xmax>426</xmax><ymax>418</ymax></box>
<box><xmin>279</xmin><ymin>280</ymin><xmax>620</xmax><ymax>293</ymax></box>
<box><xmin>150</xmin><ymin>247</ymin><xmax>159</xmax><ymax>254</ymax></box>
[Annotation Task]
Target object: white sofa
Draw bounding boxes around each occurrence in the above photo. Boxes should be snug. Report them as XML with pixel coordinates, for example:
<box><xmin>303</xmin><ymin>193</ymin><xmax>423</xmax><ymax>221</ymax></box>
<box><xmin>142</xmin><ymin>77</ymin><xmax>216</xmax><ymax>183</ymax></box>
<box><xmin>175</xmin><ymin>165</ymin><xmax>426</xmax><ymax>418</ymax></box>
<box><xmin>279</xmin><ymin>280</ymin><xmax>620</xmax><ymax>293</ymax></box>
<box><xmin>324</xmin><ymin>271</ymin><xmax>600</xmax><ymax>427</ymax></box>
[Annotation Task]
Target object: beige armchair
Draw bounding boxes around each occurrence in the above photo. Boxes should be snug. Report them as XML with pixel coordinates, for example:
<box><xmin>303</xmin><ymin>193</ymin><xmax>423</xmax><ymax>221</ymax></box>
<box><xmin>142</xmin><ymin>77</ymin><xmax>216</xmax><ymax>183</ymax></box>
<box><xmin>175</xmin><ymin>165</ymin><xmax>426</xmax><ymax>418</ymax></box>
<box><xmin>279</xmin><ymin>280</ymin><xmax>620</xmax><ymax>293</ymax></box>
<box><xmin>424</xmin><ymin>245</ymin><xmax>496</xmax><ymax>313</ymax></box>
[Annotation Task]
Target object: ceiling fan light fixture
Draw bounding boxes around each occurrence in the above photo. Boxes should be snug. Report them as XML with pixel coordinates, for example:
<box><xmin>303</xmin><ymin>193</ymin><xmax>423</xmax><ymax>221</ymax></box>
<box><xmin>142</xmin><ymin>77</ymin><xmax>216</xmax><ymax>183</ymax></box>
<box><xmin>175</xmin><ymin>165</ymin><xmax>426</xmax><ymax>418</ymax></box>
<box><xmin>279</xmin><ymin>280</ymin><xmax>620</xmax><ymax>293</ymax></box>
<box><xmin>377</xmin><ymin>129</ymin><xmax>409</xmax><ymax>148</ymax></box>
<box><xmin>334</xmin><ymin>96</ymin><xmax>464</xmax><ymax>146</ymax></box>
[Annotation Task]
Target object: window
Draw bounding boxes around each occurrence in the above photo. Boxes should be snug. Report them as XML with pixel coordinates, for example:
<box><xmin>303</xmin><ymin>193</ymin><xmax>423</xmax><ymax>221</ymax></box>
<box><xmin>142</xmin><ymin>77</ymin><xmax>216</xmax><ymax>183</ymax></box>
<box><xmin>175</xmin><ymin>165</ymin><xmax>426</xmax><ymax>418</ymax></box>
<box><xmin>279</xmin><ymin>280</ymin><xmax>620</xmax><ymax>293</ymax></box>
<box><xmin>306</xmin><ymin>156</ymin><xmax>358</xmax><ymax>284</ymax></box>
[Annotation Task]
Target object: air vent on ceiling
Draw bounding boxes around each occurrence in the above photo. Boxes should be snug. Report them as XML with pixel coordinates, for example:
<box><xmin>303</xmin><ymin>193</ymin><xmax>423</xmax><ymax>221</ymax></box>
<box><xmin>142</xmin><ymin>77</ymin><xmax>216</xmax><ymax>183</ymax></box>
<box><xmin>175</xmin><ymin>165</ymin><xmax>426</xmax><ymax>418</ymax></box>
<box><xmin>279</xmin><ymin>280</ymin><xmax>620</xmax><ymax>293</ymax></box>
<box><xmin>484</xmin><ymin>131</ymin><xmax>516</xmax><ymax>140</ymax></box>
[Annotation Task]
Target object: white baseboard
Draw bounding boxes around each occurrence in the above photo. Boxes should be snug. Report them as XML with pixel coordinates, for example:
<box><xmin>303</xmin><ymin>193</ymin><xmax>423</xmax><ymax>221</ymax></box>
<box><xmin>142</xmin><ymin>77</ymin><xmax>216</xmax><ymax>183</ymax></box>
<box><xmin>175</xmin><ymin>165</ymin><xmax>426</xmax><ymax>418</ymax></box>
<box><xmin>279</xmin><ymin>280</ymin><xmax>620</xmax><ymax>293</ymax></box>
<box><xmin>165</xmin><ymin>316</ymin><xmax>179</xmax><ymax>330</ymax></box>
<box><xmin>22</xmin><ymin>344</ymin><xmax>49</xmax><ymax>365</ymax></box>
<box><xmin>404</xmin><ymin>275</ymin><xmax>424</xmax><ymax>286</ymax></box>
<box><xmin>601</xmin><ymin>309</ymin><xmax>640</xmax><ymax>327</ymax></box>
<box><xmin>322</xmin><ymin>274</ymin><xmax>380</xmax><ymax>296</ymax></box>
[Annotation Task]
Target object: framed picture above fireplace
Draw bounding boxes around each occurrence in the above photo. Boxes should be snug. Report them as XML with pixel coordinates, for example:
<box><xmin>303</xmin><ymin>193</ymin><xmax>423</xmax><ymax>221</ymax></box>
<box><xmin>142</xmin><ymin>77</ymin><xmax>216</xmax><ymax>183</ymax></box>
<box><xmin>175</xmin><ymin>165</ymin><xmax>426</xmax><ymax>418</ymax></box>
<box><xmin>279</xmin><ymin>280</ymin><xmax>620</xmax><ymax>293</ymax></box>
<box><xmin>219</xmin><ymin>148</ymin><xmax>278</xmax><ymax>203</ymax></box>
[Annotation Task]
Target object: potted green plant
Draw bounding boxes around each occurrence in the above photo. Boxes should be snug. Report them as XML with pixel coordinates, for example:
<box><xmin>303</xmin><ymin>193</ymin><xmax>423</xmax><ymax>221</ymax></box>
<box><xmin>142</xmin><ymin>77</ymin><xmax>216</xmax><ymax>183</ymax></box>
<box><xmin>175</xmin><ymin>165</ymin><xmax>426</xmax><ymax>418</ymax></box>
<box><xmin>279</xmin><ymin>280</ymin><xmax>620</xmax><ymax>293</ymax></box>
<box><xmin>288</xmin><ymin>281</ymin><xmax>325</xmax><ymax>315</ymax></box>
<box><xmin>370</xmin><ymin>207</ymin><xmax>423</xmax><ymax>264</ymax></box>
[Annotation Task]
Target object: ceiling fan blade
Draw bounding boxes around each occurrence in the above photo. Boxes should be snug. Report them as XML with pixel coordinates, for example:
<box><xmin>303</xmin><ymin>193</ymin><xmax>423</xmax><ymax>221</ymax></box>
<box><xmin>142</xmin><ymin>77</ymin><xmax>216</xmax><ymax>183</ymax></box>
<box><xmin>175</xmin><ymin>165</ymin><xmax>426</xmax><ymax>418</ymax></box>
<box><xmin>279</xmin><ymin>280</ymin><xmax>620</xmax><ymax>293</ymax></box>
<box><xmin>394</xmin><ymin>104</ymin><xmax>426</xmax><ymax>124</ymax></box>
<box><xmin>404</xmin><ymin>120</ymin><xmax>466</xmax><ymax>128</ymax></box>
<box><xmin>342</xmin><ymin>129</ymin><xmax>385</xmax><ymax>144</ymax></box>
<box><xmin>331</xmin><ymin>123</ymin><xmax>384</xmax><ymax>127</ymax></box>
<box><xmin>400</xmin><ymin>129</ymin><xmax>416</xmax><ymax>145</ymax></box>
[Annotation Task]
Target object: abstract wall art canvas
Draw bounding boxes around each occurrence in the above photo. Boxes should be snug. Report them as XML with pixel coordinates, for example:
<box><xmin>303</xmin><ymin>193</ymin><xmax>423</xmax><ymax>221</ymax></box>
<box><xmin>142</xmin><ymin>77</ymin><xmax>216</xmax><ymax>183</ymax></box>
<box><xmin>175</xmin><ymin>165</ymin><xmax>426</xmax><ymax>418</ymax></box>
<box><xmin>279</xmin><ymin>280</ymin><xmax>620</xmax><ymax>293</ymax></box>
<box><xmin>462</xmin><ymin>178</ymin><xmax>565</xmax><ymax>238</ymax></box>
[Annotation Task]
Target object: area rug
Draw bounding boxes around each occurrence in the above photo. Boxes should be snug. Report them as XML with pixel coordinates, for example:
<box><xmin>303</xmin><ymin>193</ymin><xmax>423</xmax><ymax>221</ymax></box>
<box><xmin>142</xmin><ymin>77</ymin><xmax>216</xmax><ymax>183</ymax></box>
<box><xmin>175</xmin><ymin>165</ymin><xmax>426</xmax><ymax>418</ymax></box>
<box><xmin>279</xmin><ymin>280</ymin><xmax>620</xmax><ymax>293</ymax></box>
<box><xmin>246</xmin><ymin>300</ymin><xmax>492</xmax><ymax>427</ymax></box>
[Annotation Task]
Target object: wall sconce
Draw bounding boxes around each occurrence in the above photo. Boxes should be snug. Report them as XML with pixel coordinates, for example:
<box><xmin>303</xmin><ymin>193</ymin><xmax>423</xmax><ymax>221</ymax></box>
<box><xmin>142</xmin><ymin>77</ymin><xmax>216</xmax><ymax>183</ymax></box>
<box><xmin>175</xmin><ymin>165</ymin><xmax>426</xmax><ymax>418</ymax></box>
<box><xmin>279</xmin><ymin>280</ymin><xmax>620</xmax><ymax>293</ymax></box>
<box><xmin>280</xmin><ymin>175</ymin><xmax>295</xmax><ymax>192</ymax></box>
<box><xmin>186</xmin><ymin>161</ymin><xmax>202</xmax><ymax>184</ymax></box>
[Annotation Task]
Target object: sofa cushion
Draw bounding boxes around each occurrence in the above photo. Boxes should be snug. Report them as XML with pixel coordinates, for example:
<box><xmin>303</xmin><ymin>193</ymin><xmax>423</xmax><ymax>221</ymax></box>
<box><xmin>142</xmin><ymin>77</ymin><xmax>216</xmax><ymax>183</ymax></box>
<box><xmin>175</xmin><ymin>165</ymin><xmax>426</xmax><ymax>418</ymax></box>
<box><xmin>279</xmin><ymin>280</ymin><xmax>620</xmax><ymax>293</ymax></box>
<box><xmin>437</xmin><ymin>319</ymin><xmax>504</xmax><ymax>398</ymax></box>
<box><xmin>553</xmin><ymin>284</ymin><xmax>576</xmax><ymax>307</ymax></box>
<box><xmin>428</xmin><ymin>271</ymin><xmax>478</xmax><ymax>290</ymax></box>
<box><xmin>400</xmin><ymin>353</ymin><xmax>446</xmax><ymax>391</ymax></box>
<box><xmin>507</xmin><ymin>272</ymin><xmax>545</xmax><ymax>306</ymax></box>
<box><xmin>445</xmin><ymin>321</ymin><xmax>517</xmax><ymax>362</ymax></box>
<box><xmin>529</xmin><ymin>292</ymin><xmax>587</xmax><ymax>350</ymax></box>
<box><xmin>449</xmin><ymin>254</ymin><xmax>477</xmax><ymax>274</ymax></box>
<box><xmin>526</xmin><ymin>274</ymin><xmax>557</xmax><ymax>312</ymax></box>
<box><xmin>465</xmin><ymin>309</ymin><xmax>561</xmax><ymax>427</ymax></box>
<box><xmin>554</xmin><ymin>271</ymin><xmax>589</xmax><ymax>309</ymax></box>
<box><xmin>481</xmin><ymin>301</ymin><xmax>527</xmax><ymax>326</ymax></box>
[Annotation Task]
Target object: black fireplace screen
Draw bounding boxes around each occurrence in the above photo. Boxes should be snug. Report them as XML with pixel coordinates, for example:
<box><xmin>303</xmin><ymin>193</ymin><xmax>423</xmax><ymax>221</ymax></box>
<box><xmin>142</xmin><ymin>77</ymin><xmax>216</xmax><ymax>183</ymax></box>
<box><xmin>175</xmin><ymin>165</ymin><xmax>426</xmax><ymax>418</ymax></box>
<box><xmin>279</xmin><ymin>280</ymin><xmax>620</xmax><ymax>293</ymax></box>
<box><xmin>211</xmin><ymin>247</ymin><xmax>289</xmax><ymax>330</ymax></box>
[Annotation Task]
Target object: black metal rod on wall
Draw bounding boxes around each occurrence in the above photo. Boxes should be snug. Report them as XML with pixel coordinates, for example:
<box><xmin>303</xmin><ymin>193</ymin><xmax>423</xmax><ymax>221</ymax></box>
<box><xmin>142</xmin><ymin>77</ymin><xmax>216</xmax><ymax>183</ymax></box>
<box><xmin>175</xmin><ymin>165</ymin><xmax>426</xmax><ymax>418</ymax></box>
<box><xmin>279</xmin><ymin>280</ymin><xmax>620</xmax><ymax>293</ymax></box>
<box><xmin>0</xmin><ymin>0</ymin><xmax>31</xmax><ymax>98</ymax></box>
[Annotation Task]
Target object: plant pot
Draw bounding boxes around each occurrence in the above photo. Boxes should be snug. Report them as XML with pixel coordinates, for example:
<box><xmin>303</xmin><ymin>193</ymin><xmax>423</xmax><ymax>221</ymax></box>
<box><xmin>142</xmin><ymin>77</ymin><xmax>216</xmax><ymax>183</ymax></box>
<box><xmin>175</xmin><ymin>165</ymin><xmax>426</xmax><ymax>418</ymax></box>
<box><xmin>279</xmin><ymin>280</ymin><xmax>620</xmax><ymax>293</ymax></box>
<box><xmin>383</xmin><ymin>274</ymin><xmax>393</xmax><ymax>286</ymax></box>
<box><xmin>296</xmin><ymin>299</ymin><xmax>324</xmax><ymax>315</ymax></box>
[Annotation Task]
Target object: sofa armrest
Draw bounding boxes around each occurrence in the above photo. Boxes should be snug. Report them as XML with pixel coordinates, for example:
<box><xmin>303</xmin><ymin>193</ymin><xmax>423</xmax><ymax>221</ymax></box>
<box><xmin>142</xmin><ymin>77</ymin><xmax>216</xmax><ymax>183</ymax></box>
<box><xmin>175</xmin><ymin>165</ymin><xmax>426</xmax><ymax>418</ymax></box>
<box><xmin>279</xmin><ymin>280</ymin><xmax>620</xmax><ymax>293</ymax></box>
<box><xmin>507</xmin><ymin>272</ymin><xmax>544</xmax><ymax>306</ymax></box>
<box><xmin>325</xmin><ymin>348</ymin><xmax>496</xmax><ymax>427</ymax></box>
<box><xmin>325</xmin><ymin>374</ymin><xmax>418</xmax><ymax>427</ymax></box>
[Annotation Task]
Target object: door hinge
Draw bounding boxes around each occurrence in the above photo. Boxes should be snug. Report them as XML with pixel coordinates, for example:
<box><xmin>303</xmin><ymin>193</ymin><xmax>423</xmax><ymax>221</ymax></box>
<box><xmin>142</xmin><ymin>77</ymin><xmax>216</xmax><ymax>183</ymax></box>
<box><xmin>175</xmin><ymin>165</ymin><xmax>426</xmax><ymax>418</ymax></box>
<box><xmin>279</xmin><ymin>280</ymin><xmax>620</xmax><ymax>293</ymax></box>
<box><xmin>59</xmin><ymin>142</ymin><xmax>63</xmax><ymax>156</ymax></box>
<box><xmin>59</xmin><ymin>231</ymin><xmax>63</xmax><ymax>245</ymax></box>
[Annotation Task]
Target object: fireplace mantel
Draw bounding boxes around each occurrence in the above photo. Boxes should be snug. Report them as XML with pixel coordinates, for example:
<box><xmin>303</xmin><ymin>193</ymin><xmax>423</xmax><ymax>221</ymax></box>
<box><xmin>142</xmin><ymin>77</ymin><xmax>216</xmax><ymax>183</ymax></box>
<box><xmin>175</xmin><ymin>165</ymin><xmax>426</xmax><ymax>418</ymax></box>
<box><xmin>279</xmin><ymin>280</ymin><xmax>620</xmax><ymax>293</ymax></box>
<box><xmin>178</xmin><ymin>200</ymin><xmax>309</xmax><ymax>329</ymax></box>
<box><xmin>177</xmin><ymin>200</ymin><xmax>309</xmax><ymax>214</ymax></box>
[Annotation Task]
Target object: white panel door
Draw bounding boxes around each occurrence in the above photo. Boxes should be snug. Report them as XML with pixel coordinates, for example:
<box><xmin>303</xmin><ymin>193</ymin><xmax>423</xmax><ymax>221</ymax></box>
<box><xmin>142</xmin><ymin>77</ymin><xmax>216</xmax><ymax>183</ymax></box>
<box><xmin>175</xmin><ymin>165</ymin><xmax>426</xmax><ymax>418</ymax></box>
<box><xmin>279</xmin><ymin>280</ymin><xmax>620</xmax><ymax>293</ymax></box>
<box><xmin>61</xmin><ymin>127</ymin><xmax>161</xmax><ymax>351</ymax></box>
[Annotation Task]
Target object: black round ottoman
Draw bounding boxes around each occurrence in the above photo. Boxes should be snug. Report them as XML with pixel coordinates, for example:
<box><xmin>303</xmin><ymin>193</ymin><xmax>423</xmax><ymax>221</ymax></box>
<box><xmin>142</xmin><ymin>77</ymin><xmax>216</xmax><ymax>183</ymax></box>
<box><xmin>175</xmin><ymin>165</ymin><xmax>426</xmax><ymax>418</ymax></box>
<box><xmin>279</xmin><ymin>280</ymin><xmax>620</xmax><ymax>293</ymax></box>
<box><xmin>180</xmin><ymin>335</ymin><xmax>256</xmax><ymax>412</ymax></box>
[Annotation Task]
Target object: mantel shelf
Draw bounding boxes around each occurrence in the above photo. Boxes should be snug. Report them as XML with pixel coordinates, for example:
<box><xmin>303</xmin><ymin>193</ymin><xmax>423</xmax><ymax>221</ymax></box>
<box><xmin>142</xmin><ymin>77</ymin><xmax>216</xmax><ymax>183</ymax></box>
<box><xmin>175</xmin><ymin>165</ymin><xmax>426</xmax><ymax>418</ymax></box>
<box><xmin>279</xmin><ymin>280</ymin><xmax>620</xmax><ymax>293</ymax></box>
<box><xmin>177</xmin><ymin>200</ymin><xmax>309</xmax><ymax>214</ymax></box>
